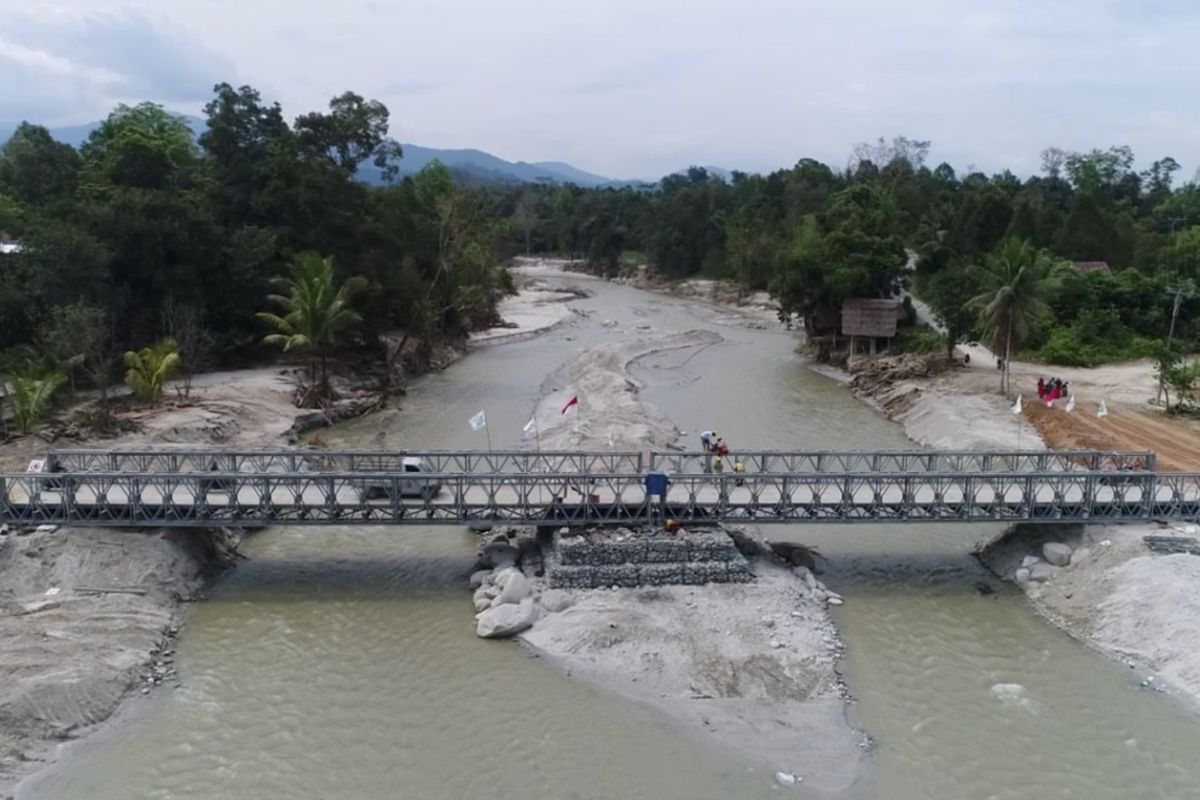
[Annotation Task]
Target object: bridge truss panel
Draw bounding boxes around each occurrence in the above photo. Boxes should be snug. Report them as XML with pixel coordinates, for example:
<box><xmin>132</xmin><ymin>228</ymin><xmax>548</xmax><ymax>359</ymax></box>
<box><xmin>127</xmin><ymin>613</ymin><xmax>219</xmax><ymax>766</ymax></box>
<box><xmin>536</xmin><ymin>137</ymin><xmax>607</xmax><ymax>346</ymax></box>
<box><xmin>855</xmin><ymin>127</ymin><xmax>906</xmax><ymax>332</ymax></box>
<box><xmin>46</xmin><ymin>449</ymin><xmax>644</xmax><ymax>476</ymax></box>
<box><xmin>3</xmin><ymin>470</ymin><xmax>1197</xmax><ymax>527</ymax></box>
<box><xmin>649</xmin><ymin>449</ymin><xmax>1156</xmax><ymax>475</ymax></box>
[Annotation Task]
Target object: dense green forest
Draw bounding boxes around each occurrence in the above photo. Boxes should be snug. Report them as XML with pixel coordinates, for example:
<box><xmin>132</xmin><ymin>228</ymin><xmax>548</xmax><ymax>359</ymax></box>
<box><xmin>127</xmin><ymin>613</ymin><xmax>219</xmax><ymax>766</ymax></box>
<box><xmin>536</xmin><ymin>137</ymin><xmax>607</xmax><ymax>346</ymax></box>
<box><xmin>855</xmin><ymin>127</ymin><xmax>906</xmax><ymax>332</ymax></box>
<box><xmin>3</xmin><ymin>84</ymin><xmax>1199</xmax><ymax>428</ymax></box>
<box><xmin>499</xmin><ymin>137</ymin><xmax>1200</xmax><ymax>371</ymax></box>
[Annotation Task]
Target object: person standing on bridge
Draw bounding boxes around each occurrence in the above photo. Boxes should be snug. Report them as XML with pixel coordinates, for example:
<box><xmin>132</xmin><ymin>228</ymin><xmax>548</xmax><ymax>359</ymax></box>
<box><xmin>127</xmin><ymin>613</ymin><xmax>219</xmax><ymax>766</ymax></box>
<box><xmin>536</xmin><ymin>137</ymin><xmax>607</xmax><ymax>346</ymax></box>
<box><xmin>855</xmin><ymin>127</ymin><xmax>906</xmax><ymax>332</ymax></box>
<box><xmin>700</xmin><ymin>430</ymin><xmax>717</xmax><ymax>453</ymax></box>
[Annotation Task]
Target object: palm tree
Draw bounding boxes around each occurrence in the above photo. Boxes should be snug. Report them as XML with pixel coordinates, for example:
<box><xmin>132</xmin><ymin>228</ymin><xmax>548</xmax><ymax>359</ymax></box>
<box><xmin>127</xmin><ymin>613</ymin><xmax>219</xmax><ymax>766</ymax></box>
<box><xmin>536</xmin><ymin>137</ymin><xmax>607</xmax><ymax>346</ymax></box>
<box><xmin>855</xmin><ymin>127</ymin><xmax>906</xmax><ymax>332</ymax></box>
<box><xmin>123</xmin><ymin>338</ymin><xmax>181</xmax><ymax>405</ymax></box>
<box><xmin>969</xmin><ymin>238</ymin><xmax>1055</xmax><ymax>395</ymax></box>
<box><xmin>9</xmin><ymin>369</ymin><xmax>67</xmax><ymax>434</ymax></box>
<box><xmin>257</xmin><ymin>253</ymin><xmax>367</xmax><ymax>406</ymax></box>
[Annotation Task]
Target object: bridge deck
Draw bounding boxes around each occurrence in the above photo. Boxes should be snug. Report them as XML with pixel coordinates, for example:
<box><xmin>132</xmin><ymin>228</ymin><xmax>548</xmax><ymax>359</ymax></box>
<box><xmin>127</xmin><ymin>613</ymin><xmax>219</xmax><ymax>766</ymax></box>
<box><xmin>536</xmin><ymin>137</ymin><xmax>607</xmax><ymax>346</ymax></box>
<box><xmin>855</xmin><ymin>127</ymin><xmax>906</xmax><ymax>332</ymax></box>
<box><xmin>3</xmin><ymin>470</ymin><xmax>1195</xmax><ymax>527</ymax></box>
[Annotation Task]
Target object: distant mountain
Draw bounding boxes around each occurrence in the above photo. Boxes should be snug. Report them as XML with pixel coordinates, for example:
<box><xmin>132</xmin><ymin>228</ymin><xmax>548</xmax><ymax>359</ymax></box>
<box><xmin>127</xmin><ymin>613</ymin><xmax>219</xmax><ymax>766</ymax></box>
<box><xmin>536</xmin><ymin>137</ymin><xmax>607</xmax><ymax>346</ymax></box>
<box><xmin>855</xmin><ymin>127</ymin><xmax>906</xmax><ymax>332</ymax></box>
<box><xmin>0</xmin><ymin>117</ymin><xmax>707</xmax><ymax>188</ymax></box>
<box><xmin>386</xmin><ymin>145</ymin><xmax>627</xmax><ymax>187</ymax></box>
<box><xmin>531</xmin><ymin>160</ymin><xmax>614</xmax><ymax>187</ymax></box>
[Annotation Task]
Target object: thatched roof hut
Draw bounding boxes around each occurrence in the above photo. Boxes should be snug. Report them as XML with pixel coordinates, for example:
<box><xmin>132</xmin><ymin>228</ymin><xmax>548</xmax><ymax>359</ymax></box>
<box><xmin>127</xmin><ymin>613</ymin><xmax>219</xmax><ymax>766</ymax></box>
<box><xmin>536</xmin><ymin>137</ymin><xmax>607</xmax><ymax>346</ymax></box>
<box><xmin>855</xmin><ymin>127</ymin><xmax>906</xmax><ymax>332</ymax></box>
<box><xmin>841</xmin><ymin>298</ymin><xmax>901</xmax><ymax>338</ymax></box>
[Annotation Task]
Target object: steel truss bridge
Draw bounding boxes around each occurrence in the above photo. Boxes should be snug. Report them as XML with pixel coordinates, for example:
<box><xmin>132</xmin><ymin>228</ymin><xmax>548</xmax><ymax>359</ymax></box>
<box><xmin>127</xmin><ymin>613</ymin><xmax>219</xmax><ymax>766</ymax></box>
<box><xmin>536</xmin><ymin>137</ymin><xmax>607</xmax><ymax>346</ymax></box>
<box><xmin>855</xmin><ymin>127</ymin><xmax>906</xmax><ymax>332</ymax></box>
<box><xmin>1</xmin><ymin>447</ymin><xmax>1188</xmax><ymax>528</ymax></box>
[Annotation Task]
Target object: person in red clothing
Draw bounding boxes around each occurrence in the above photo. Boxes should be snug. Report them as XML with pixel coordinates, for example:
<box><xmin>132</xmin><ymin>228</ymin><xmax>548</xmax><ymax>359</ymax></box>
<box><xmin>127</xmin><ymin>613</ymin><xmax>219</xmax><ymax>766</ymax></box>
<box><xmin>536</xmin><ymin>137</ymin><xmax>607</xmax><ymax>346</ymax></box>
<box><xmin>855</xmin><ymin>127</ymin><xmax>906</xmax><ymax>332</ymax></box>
<box><xmin>1037</xmin><ymin>377</ymin><xmax>1046</xmax><ymax>399</ymax></box>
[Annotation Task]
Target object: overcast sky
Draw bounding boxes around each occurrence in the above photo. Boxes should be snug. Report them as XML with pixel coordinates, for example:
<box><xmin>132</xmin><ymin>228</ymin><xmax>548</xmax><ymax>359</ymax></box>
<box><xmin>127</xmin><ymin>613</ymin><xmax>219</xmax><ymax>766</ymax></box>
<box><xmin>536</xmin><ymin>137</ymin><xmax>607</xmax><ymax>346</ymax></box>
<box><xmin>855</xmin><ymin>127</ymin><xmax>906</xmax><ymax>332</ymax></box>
<box><xmin>0</xmin><ymin>0</ymin><xmax>1196</xmax><ymax>180</ymax></box>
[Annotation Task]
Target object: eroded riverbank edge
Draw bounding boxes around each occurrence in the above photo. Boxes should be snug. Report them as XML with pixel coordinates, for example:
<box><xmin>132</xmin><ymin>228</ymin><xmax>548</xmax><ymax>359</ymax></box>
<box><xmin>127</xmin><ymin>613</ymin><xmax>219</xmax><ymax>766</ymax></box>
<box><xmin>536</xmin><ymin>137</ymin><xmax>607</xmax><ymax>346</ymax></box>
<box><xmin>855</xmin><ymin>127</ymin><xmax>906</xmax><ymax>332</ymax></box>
<box><xmin>841</xmin><ymin>352</ymin><xmax>1200</xmax><ymax>715</ymax></box>
<box><xmin>0</xmin><ymin>527</ymin><xmax>244</xmax><ymax>798</ymax></box>
<box><xmin>466</xmin><ymin>318</ymin><xmax>870</xmax><ymax>794</ymax></box>
<box><xmin>0</xmin><ymin>278</ymin><xmax>579</xmax><ymax>799</ymax></box>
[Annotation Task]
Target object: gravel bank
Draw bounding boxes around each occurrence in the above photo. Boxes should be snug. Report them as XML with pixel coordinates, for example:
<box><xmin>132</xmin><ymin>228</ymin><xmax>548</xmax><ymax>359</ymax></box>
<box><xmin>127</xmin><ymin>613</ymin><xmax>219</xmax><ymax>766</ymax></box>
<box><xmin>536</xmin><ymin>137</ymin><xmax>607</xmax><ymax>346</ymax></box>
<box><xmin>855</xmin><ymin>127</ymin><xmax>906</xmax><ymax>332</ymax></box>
<box><xmin>1</xmin><ymin>525</ymin><xmax>242</xmax><ymax>797</ymax></box>
<box><xmin>522</xmin><ymin>561</ymin><xmax>864</xmax><ymax>793</ymax></box>
<box><xmin>0</xmin><ymin>276</ymin><xmax>585</xmax><ymax>797</ymax></box>
<box><xmin>487</xmin><ymin>320</ymin><xmax>865</xmax><ymax>789</ymax></box>
<box><xmin>849</xmin><ymin>351</ymin><xmax>1200</xmax><ymax>713</ymax></box>
<box><xmin>978</xmin><ymin>522</ymin><xmax>1200</xmax><ymax>710</ymax></box>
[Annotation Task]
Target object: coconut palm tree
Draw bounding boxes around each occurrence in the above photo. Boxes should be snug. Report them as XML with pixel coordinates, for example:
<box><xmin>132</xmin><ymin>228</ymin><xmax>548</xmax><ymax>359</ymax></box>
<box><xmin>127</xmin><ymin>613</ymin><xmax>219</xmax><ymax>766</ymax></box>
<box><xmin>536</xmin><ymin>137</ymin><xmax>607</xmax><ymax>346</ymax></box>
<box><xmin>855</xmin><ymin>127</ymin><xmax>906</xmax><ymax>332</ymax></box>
<box><xmin>9</xmin><ymin>370</ymin><xmax>67</xmax><ymax>434</ymax></box>
<box><xmin>257</xmin><ymin>253</ymin><xmax>367</xmax><ymax>406</ymax></box>
<box><xmin>970</xmin><ymin>238</ymin><xmax>1056</xmax><ymax>395</ymax></box>
<box><xmin>123</xmin><ymin>338</ymin><xmax>181</xmax><ymax>405</ymax></box>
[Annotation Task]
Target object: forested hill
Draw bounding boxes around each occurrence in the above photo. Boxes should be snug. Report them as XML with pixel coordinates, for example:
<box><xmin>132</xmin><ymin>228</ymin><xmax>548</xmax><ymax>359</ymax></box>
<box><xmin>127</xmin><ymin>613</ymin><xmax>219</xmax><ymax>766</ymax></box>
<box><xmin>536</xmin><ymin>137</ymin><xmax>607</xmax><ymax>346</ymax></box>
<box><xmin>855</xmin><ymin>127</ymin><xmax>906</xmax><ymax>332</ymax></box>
<box><xmin>4</xmin><ymin>82</ymin><xmax>1200</xmax><ymax>432</ymax></box>
<box><xmin>0</xmin><ymin>120</ymin><xmax>647</xmax><ymax>188</ymax></box>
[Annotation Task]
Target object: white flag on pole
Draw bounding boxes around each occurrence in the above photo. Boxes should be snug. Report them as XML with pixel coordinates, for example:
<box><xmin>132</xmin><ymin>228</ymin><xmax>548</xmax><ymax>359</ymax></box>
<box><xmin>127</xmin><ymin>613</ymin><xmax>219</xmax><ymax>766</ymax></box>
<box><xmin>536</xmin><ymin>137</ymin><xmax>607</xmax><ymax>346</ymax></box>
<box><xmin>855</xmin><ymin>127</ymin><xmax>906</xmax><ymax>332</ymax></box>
<box><xmin>1011</xmin><ymin>395</ymin><xmax>1023</xmax><ymax>414</ymax></box>
<box><xmin>523</xmin><ymin>417</ymin><xmax>536</xmax><ymax>434</ymax></box>
<box><xmin>1066</xmin><ymin>394</ymin><xmax>1076</xmax><ymax>413</ymax></box>
<box><xmin>1097</xmin><ymin>400</ymin><xmax>1108</xmax><ymax>418</ymax></box>
<box><xmin>468</xmin><ymin>410</ymin><xmax>487</xmax><ymax>431</ymax></box>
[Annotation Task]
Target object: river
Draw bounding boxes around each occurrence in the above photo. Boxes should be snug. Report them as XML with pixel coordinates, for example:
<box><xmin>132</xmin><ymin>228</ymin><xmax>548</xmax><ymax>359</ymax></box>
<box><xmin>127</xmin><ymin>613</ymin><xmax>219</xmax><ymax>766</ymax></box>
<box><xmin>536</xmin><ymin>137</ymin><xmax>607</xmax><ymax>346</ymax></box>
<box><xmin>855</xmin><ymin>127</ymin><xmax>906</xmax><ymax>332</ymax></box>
<box><xmin>22</xmin><ymin>268</ymin><xmax>1200</xmax><ymax>799</ymax></box>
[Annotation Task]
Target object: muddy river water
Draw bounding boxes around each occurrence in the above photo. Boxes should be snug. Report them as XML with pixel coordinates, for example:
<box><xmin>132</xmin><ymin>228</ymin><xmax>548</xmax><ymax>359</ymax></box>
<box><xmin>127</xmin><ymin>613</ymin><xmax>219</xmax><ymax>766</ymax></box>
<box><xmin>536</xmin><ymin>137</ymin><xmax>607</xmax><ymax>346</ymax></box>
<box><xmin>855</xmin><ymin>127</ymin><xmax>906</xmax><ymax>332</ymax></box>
<box><xmin>22</xmin><ymin>270</ymin><xmax>1200</xmax><ymax>799</ymax></box>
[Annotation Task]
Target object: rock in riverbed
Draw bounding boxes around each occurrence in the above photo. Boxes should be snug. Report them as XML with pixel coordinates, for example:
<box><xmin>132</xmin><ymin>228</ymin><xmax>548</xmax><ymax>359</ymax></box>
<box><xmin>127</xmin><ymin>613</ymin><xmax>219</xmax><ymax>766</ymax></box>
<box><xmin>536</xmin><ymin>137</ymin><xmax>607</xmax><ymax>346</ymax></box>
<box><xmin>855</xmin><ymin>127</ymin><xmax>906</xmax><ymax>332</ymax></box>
<box><xmin>1029</xmin><ymin>562</ymin><xmax>1059</xmax><ymax>582</ymax></box>
<box><xmin>539</xmin><ymin>589</ymin><xmax>574</xmax><ymax>613</ymax></box>
<box><xmin>491</xmin><ymin>569</ymin><xmax>532</xmax><ymax>607</ymax></box>
<box><xmin>476</xmin><ymin>599</ymin><xmax>538</xmax><ymax>638</ymax></box>
<box><xmin>1042</xmin><ymin>542</ymin><xmax>1073</xmax><ymax>567</ymax></box>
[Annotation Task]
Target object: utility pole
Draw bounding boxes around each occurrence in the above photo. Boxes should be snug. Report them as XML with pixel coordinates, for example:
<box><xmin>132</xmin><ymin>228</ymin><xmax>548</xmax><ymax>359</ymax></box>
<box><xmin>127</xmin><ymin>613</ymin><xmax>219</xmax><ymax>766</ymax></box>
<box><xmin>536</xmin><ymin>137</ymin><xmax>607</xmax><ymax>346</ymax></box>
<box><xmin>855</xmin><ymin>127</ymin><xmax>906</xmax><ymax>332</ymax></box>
<box><xmin>1167</xmin><ymin>216</ymin><xmax>1187</xmax><ymax>272</ymax></box>
<box><xmin>1157</xmin><ymin>280</ymin><xmax>1194</xmax><ymax>405</ymax></box>
<box><xmin>1155</xmin><ymin>218</ymin><xmax>1191</xmax><ymax>405</ymax></box>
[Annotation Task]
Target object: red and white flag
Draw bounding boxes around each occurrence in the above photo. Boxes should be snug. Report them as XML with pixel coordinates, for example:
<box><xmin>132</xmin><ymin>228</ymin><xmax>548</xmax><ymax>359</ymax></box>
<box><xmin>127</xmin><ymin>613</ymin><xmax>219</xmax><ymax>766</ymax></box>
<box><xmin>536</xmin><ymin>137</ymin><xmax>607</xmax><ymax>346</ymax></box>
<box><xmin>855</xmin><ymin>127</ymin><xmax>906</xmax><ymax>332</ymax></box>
<box><xmin>561</xmin><ymin>395</ymin><xmax>579</xmax><ymax>414</ymax></box>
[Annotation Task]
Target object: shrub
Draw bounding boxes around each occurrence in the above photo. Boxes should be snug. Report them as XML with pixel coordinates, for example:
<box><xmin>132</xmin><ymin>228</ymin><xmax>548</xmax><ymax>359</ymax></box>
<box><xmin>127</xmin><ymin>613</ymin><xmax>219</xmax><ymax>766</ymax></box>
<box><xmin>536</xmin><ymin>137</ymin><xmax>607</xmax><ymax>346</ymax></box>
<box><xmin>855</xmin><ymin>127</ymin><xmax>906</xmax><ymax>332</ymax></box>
<box><xmin>9</xmin><ymin>370</ymin><xmax>66</xmax><ymax>434</ymax></box>
<box><xmin>496</xmin><ymin>266</ymin><xmax>517</xmax><ymax>295</ymax></box>
<box><xmin>123</xmin><ymin>338</ymin><xmax>181</xmax><ymax>404</ymax></box>
<box><xmin>892</xmin><ymin>324</ymin><xmax>945</xmax><ymax>354</ymax></box>
<box><xmin>1034</xmin><ymin>308</ymin><xmax>1156</xmax><ymax>366</ymax></box>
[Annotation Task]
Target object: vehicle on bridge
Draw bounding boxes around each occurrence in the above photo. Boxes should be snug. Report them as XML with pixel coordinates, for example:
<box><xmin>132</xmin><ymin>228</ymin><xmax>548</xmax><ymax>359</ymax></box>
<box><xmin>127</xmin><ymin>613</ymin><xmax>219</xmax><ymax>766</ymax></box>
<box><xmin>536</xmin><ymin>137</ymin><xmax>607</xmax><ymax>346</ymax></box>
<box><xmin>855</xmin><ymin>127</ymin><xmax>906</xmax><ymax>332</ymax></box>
<box><xmin>357</xmin><ymin>457</ymin><xmax>442</xmax><ymax>501</ymax></box>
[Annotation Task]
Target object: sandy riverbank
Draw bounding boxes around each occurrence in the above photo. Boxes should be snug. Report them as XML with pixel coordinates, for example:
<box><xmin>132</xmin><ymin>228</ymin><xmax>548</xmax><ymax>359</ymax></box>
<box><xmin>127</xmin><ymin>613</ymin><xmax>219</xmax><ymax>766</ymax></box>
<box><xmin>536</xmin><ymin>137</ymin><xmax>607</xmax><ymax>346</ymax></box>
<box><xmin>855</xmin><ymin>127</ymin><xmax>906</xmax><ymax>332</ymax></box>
<box><xmin>0</xmin><ymin>526</ymin><xmax>242</xmax><ymax>797</ymax></box>
<box><xmin>470</xmin><ymin>267</ymin><xmax>585</xmax><ymax>346</ymax></box>
<box><xmin>846</xmin><ymin>350</ymin><xmax>1200</xmax><ymax>714</ymax></box>
<box><xmin>462</xmin><ymin>318</ymin><xmax>866</xmax><ymax>790</ymax></box>
<box><xmin>0</xmin><ymin>279</ymin><xmax>574</xmax><ymax>798</ymax></box>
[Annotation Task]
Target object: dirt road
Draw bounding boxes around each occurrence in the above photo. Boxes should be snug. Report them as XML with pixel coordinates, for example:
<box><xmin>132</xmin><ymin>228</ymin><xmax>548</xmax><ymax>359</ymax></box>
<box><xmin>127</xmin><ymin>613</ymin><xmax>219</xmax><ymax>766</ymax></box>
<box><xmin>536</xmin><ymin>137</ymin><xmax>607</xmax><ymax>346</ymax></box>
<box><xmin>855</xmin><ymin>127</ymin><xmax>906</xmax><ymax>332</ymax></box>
<box><xmin>1024</xmin><ymin>400</ymin><xmax>1200</xmax><ymax>471</ymax></box>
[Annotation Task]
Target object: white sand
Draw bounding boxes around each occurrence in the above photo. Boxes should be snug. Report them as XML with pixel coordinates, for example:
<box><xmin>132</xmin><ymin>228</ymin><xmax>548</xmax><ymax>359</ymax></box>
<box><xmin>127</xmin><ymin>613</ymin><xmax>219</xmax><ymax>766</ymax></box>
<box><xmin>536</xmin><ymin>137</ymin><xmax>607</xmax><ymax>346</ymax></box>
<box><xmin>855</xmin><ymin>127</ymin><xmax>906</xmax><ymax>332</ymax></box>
<box><xmin>852</xmin><ymin>354</ymin><xmax>1200</xmax><ymax>712</ymax></box>
<box><xmin>523</xmin><ymin>565</ymin><xmax>864</xmax><ymax>794</ymax></box>
<box><xmin>470</xmin><ymin>272</ymin><xmax>583</xmax><ymax>345</ymax></box>
<box><xmin>512</xmin><ymin>323</ymin><xmax>863</xmax><ymax>788</ymax></box>
<box><xmin>529</xmin><ymin>329</ymin><xmax>720</xmax><ymax>450</ymax></box>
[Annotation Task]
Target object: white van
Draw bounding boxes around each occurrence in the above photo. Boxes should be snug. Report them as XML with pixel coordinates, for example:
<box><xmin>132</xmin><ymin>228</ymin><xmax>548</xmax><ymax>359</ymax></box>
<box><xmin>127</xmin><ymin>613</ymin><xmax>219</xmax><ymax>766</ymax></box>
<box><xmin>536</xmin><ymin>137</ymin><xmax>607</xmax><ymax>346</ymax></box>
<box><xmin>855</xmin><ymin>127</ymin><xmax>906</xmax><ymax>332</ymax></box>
<box><xmin>359</xmin><ymin>457</ymin><xmax>442</xmax><ymax>501</ymax></box>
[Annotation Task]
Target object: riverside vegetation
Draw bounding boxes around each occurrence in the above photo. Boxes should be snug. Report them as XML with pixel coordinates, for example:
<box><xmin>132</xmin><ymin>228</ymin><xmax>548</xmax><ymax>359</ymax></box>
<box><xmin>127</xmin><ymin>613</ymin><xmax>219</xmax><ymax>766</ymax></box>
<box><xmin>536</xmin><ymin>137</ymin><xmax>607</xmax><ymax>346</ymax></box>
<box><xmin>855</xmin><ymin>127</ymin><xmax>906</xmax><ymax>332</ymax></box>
<box><xmin>7</xmin><ymin>93</ymin><xmax>1200</xmax><ymax>433</ymax></box>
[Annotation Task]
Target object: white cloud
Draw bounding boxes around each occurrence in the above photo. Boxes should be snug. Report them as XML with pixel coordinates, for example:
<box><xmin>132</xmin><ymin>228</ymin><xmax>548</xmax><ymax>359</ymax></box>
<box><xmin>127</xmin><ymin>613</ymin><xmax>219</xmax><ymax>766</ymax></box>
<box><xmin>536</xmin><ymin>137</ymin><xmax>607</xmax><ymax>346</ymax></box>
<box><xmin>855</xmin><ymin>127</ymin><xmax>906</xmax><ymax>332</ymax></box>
<box><xmin>0</xmin><ymin>0</ymin><xmax>1197</xmax><ymax>179</ymax></box>
<box><xmin>0</xmin><ymin>4</ymin><xmax>233</xmax><ymax>125</ymax></box>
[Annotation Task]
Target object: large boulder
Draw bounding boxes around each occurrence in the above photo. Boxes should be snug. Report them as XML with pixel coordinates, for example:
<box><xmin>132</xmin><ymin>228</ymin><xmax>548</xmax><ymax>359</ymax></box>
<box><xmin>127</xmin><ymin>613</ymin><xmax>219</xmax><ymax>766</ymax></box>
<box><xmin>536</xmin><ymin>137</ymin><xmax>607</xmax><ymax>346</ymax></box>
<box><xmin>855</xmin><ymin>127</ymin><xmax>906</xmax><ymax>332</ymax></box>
<box><xmin>468</xmin><ymin>569</ymin><xmax>493</xmax><ymax>589</ymax></box>
<box><xmin>1042</xmin><ymin>542</ymin><xmax>1073</xmax><ymax>567</ymax></box>
<box><xmin>476</xmin><ymin>599</ymin><xmax>537</xmax><ymax>638</ymax></box>
<box><xmin>491</xmin><ymin>570</ymin><xmax>532</xmax><ymax>607</ymax></box>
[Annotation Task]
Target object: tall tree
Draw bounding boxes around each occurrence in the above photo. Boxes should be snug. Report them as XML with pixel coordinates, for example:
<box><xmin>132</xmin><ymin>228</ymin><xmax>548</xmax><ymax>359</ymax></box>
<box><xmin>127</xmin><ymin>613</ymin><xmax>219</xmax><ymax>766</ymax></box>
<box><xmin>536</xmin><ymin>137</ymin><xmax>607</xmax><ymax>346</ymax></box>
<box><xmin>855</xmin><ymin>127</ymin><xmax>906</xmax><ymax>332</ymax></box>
<box><xmin>970</xmin><ymin>238</ymin><xmax>1057</xmax><ymax>393</ymax></box>
<box><xmin>0</xmin><ymin>123</ymin><xmax>81</xmax><ymax>209</ymax></box>
<box><xmin>258</xmin><ymin>253</ymin><xmax>367</xmax><ymax>406</ymax></box>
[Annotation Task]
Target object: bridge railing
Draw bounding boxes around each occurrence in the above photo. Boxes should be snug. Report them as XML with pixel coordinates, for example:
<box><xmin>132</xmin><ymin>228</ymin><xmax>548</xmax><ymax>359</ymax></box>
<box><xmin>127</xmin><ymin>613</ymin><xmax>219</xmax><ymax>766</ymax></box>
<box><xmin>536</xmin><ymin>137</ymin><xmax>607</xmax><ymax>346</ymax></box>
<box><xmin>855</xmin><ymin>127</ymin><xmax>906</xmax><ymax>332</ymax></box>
<box><xmin>3</xmin><ymin>469</ymin><xmax>1196</xmax><ymax>526</ymax></box>
<box><xmin>649</xmin><ymin>449</ymin><xmax>1156</xmax><ymax>475</ymax></box>
<box><xmin>44</xmin><ymin>448</ymin><xmax>645</xmax><ymax>476</ymax></box>
<box><xmin>45</xmin><ymin>447</ymin><xmax>1156</xmax><ymax>478</ymax></box>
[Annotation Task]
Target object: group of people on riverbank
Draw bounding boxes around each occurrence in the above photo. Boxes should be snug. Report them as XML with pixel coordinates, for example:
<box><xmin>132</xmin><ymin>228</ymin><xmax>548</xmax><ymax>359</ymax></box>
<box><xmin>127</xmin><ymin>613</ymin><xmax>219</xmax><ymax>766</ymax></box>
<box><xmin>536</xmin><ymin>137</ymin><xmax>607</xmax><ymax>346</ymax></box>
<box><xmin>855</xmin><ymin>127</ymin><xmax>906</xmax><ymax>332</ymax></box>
<box><xmin>1037</xmin><ymin>377</ymin><xmax>1070</xmax><ymax>404</ymax></box>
